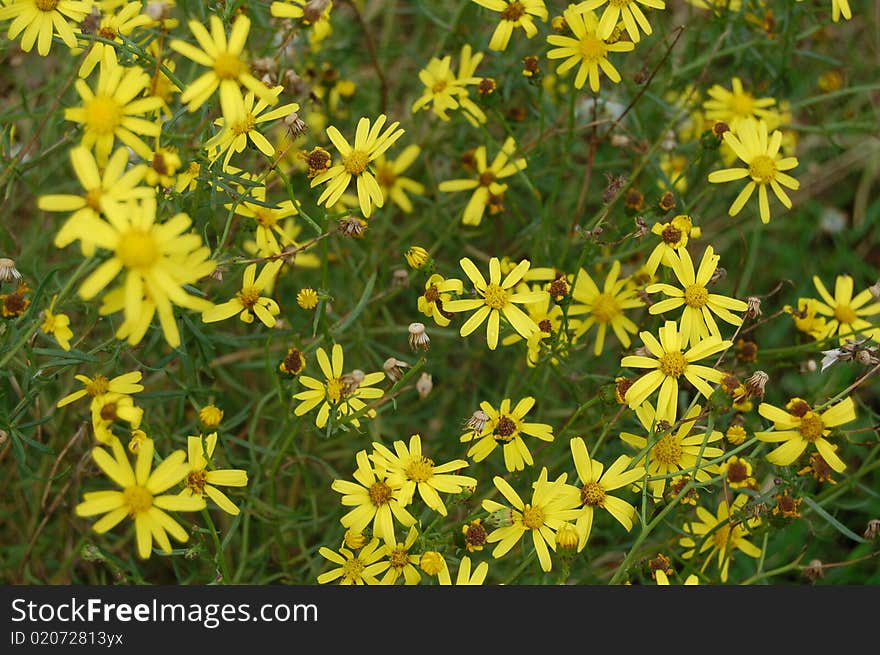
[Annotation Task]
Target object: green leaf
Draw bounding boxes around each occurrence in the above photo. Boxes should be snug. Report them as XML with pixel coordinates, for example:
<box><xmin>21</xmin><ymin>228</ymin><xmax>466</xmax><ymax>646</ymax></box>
<box><xmin>802</xmin><ymin>496</ymin><xmax>869</xmax><ymax>544</ymax></box>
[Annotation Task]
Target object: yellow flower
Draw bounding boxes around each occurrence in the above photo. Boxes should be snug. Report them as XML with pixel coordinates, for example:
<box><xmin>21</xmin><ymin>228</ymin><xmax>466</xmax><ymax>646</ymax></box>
<box><xmin>472</xmin><ymin>0</ymin><xmax>548</xmax><ymax>52</ymax></box>
<box><xmin>621</xmin><ymin>320</ymin><xmax>731</xmax><ymax>423</ymax></box>
<box><xmin>411</xmin><ymin>44</ymin><xmax>487</xmax><ymax>125</ymax></box>
<box><xmin>481</xmin><ymin>468</ymin><xmax>581</xmax><ymax>572</ymax></box>
<box><xmin>375</xmin><ymin>146</ymin><xmax>426</xmax><ymax>214</ymax></box>
<box><xmin>576</xmin><ymin>0</ymin><xmax>666</xmax><ymax>43</ymax></box>
<box><xmin>39</xmin><ymin>146</ymin><xmax>153</xmax><ymax>257</ymax></box>
<box><xmin>418</xmin><ymin>274</ymin><xmax>463</xmax><ymax>327</ymax></box>
<box><xmin>755</xmin><ymin>396</ymin><xmax>856</xmax><ymax>472</ymax></box>
<box><xmin>703</xmin><ymin>76</ymin><xmax>777</xmax><ymax>135</ymax></box>
<box><xmin>721</xmin><ymin>455</ymin><xmax>756</xmax><ymax>489</ymax></box>
<box><xmin>203</xmin><ymin>260</ymin><xmax>283</xmax><ymax>328</ymax></box>
<box><xmin>371</xmin><ymin>434</ymin><xmax>476</xmax><ymax>516</ymax></box>
<box><xmin>75</xmin><ymin>2</ymin><xmax>152</xmax><ymax>78</ymax></box>
<box><xmin>437</xmin><ymin>556</ymin><xmax>490</xmax><ymax>585</ymax></box>
<box><xmin>64</xmin><ymin>57</ymin><xmax>164</xmax><ymax>165</ymax></box>
<box><xmin>567</xmin><ymin>437</ymin><xmax>644</xmax><ymax>550</ymax></box>
<box><xmin>620</xmin><ymin>403</ymin><xmax>724</xmax><ymax>499</ymax></box>
<box><xmin>0</xmin><ymin>0</ymin><xmax>90</xmax><ymax>57</ymax></box>
<box><xmin>230</xmin><ymin>185</ymin><xmax>302</xmax><ymax>256</ymax></box>
<box><xmin>59</xmin><ymin>197</ymin><xmax>215</xmax><ymax>348</ymax></box>
<box><xmin>679</xmin><ymin>494</ymin><xmax>761</xmax><ymax>583</ymax></box>
<box><xmin>317</xmin><ymin>538</ymin><xmax>386</xmax><ymax>585</ymax></box>
<box><xmin>569</xmin><ymin>260</ymin><xmax>643</xmax><ymax>356</ymax></box>
<box><xmin>331</xmin><ymin>449</ymin><xmax>416</xmax><ymax>546</ymax></box>
<box><xmin>707</xmin><ymin>117</ymin><xmax>800</xmax><ymax>224</ymax></box>
<box><xmin>461</xmin><ymin>397</ymin><xmax>554</xmax><ymax>472</ymax></box>
<box><xmin>199</xmin><ymin>404</ymin><xmax>224</xmax><ymax>428</ymax></box>
<box><xmin>297</xmin><ymin>287</ymin><xmax>319</xmax><ymax>310</ymax></box>
<box><xmin>404</xmin><ymin>245</ymin><xmax>430</xmax><ymax>270</ymax></box>
<box><xmin>170</xmin><ymin>14</ymin><xmax>278</xmax><ymax>123</ymax></box>
<box><xmin>56</xmin><ymin>370</ymin><xmax>144</xmax><ymax>409</ymax></box>
<box><xmin>90</xmin><ymin>393</ymin><xmax>144</xmax><ymax>445</ymax></box>
<box><xmin>646</xmin><ymin>245</ymin><xmax>749</xmax><ymax>347</ymax></box>
<box><xmin>292</xmin><ymin>344</ymin><xmax>385</xmax><ymax>429</ymax></box>
<box><xmin>205</xmin><ymin>87</ymin><xmax>300</xmax><ymax>170</ymax></box>
<box><xmin>74</xmin><ymin>437</ymin><xmax>206</xmax><ymax>559</ymax></box>
<box><xmin>271</xmin><ymin>0</ymin><xmax>334</xmax><ymax>44</ymax></box>
<box><xmin>783</xmin><ymin>297</ymin><xmax>828</xmax><ymax>339</ymax></box>
<box><xmin>546</xmin><ymin>7</ymin><xmax>634</xmax><ymax>92</ymax></box>
<box><xmin>655</xmin><ymin>570</ymin><xmax>700</xmax><ymax>585</ymax></box>
<box><xmin>180</xmin><ymin>433</ymin><xmax>248</xmax><ymax>515</ymax></box>
<box><xmin>444</xmin><ymin>256</ymin><xmax>547</xmax><ymax>350</ymax></box>
<box><xmin>310</xmin><ymin>114</ymin><xmax>405</xmax><ymax>218</ymax></box>
<box><xmin>374</xmin><ymin>526</ymin><xmax>422</xmax><ymax>585</ymax></box>
<box><xmin>438</xmin><ymin>137</ymin><xmax>526</xmax><ymax>226</ymax></box>
<box><xmin>809</xmin><ymin>274</ymin><xmax>880</xmax><ymax>344</ymax></box>
<box><xmin>41</xmin><ymin>308</ymin><xmax>73</xmax><ymax>351</ymax></box>
<box><xmin>796</xmin><ymin>0</ymin><xmax>851</xmax><ymax>23</ymax></box>
<box><xmin>645</xmin><ymin>214</ymin><xmax>701</xmax><ymax>275</ymax></box>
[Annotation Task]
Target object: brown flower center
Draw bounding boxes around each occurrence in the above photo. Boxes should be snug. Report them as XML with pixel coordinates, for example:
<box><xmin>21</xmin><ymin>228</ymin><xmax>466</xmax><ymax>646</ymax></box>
<box><xmin>368</xmin><ymin>481</ymin><xmax>393</xmax><ymax>506</ymax></box>
<box><xmin>581</xmin><ymin>481</ymin><xmax>606</xmax><ymax>506</ymax></box>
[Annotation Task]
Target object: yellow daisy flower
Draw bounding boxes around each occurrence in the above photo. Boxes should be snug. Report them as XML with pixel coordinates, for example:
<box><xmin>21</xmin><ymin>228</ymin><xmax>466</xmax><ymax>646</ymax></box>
<box><xmin>472</xmin><ymin>0</ymin><xmax>548</xmax><ymax>51</ymax></box>
<box><xmin>64</xmin><ymin>57</ymin><xmax>165</xmax><ymax>165</ymax></box>
<box><xmin>331</xmin><ymin>449</ymin><xmax>416</xmax><ymax>546</ymax></box>
<box><xmin>621</xmin><ymin>320</ymin><xmax>731</xmax><ymax>422</ymax></box>
<box><xmin>56</xmin><ymin>370</ymin><xmax>144</xmax><ymax>409</ymax></box>
<box><xmin>569</xmin><ymin>260</ymin><xmax>643</xmax><ymax>356</ymax></box>
<box><xmin>292</xmin><ymin>343</ymin><xmax>385</xmax><ymax>429</ymax></box>
<box><xmin>481</xmin><ymin>468</ymin><xmax>581</xmax><ymax>572</ymax></box>
<box><xmin>373</xmin><ymin>145</ymin><xmax>426</xmax><ymax>214</ymax></box>
<box><xmin>170</xmin><ymin>14</ymin><xmax>278</xmax><ymax>123</ymax></box>
<box><xmin>310</xmin><ymin>114</ymin><xmax>405</xmax><ymax>218</ymax></box>
<box><xmin>809</xmin><ymin>274</ymin><xmax>880</xmax><ymax>344</ymax></box>
<box><xmin>418</xmin><ymin>273</ymin><xmax>464</xmax><ymax>327</ymax></box>
<box><xmin>707</xmin><ymin>117</ymin><xmax>800</xmax><ymax>224</ymax></box>
<box><xmin>460</xmin><ymin>397</ymin><xmax>554</xmax><ymax>472</ymax></box>
<box><xmin>180</xmin><ymin>433</ymin><xmax>248</xmax><ymax>516</ymax></box>
<box><xmin>60</xmin><ymin>197</ymin><xmax>215</xmax><ymax>348</ymax></box>
<box><xmin>783</xmin><ymin>297</ymin><xmax>828</xmax><ymax>340</ymax></box>
<box><xmin>41</xmin><ymin>308</ymin><xmax>73</xmax><ymax>351</ymax></box>
<box><xmin>39</xmin><ymin>146</ymin><xmax>153</xmax><ymax>257</ymax></box>
<box><xmin>74</xmin><ymin>437</ymin><xmax>206</xmax><ymax>559</ymax></box>
<box><xmin>205</xmin><ymin>87</ymin><xmax>300</xmax><ymax>170</ymax></box>
<box><xmin>317</xmin><ymin>538</ymin><xmax>386</xmax><ymax>585</ymax></box>
<box><xmin>444</xmin><ymin>256</ymin><xmax>547</xmax><ymax>350</ymax></box>
<box><xmin>567</xmin><ymin>436</ymin><xmax>644</xmax><ymax>550</ymax></box>
<box><xmin>90</xmin><ymin>392</ymin><xmax>143</xmax><ymax>445</ymax></box>
<box><xmin>0</xmin><ymin>0</ymin><xmax>90</xmax><ymax>57</ymax></box>
<box><xmin>374</xmin><ymin>526</ymin><xmax>422</xmax><ymax>585</ymax></box>
<box><xmin>438</xmin><ymin>137</ymin><xmax>526</xmax><ymax>226</ymax></box>
<box><xmin>370</xmin><ymin>434</ymin><xmax>476</xmax><ymax>516</ymax></box>
<box><xmin>646</xmin><ymin>245</ymin><xmax>749</xmax><ymax>347</ymax></box>
<box><xmin>271</xmin><ymin>0</ymin><xmax>334</xmax><ymax>44</ymax></box>
<box><xmin>755</xmin><ymin>396</ymin><xmax>856</xmax><ymax>472</ymax></box>
<box><xmin>201</xmin><ymin>260</ymin><xmax>283</xmax><ymax>327</ymax></box>
<box><xmin>644</xmin><ymin>214</ymin><xmax>701</xmax><ymax>275</ymax></box>
<box><xmin>437</xmin><ymin>556</ymin><xmax>490</xmax><ymax>585</ymax></box>
<box><xmin>75</xmin><ymin>2</ymin><xmax>152</xmax><ymax>78</ymax></box>
<box><xmin>411</xmin><ymin>44</ymin><xmax>487</xmax><ymax>125</ymax></box>
<box><xmin>546</xmin><ymin>7</ymin><xmax>635</xmax><ymax>92</ymax></box>
<box><xmin>679</xmin><ymin>494</ymin><xmax>761</xmax><ymax>583</ymax></box>
<box><xmin>702</xmin><ymin>77</ymin><xmax>777</xmax><ymax>133</ymax></box>
<box><xmin>620</xmin><ymin>403</ymin><xmax>724</xmax><ymax>499</ymax></box>
<box><xmin>576</xmin><ymin>0</ymin><xmax>666</xmax><ymax>43</ymax></box>
<box><xmin>229</xmin><ymin>186</ymin><xmax>302</xmax><ymax>257</ymax></box>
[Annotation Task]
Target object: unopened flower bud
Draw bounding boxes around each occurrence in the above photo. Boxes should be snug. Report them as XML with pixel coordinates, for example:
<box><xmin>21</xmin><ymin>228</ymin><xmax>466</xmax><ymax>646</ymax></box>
<box><xmin>419</xmin><ymin>551</ymin><xmax>445</xmax><ymax>576</ymax></box>
<box><xmin>556</xmin><ymin>523</ymin><xmax>580</xmax><ymax>552</ymax></box>
<box><xmin>343</xmin><ymin>529</ymin><xmax>366</xmax><ymax>550</ymax></box>
<box><xmin>416</xmin><ymin>372</ymin><xmax>433</xmax><ymax>399</ymax></box>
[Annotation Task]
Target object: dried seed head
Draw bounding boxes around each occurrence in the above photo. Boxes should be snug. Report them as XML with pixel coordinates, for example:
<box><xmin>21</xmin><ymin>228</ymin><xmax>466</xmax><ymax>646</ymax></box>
<box><xmin>416</xmin><ymin>372</ymin><xmax>433</xmax><ymax>399</ymax></box>
<box><xmin>869</xmin><ymin>280</ymin><xmax>880</xmax><ymax>301</ymax></box>
<box><xmin>0</xmin><ymin>258</ymin><xmax>21</xmax><ymax>283</ymax></box>
<box><xmin>863</xmin><ymin>519</ymin><xmax>880</xmax><ymax>540</ymax></box>
<box><xmin>743</xmin><ymin>370</ymin><xmax>769</xmax><ymax>398</ymax></box>
<box><xmin>746</xmin><ymin>296</ymin><xmax>762</xmax><ymax>318</ymax></box>
<box><xmin>803</xmin><ymin>559</ymin><xmax>825</xmax><ymax>582</ymax></box>
<box><xmin>337</xmin><ymin>216</ymin><xmax>368</xmax><ymax>238</ymax></box>
<box><xmin>383</xmin><ymin>357</ymin><xmax>410</xmax><ymax>382</ymax></box>
<box><xmin>463</xmin><ymin>409</ymin><xmax>490</xmax><ymax>434</ymax></box>
<box><xmin>284</xmin><ymin>111</ymin><xmax>307</xmax><ymax>138</ymax></box>
<box><xmin>391</xmin><ymin>268</ymin><xmax>410</xmax><ymax>288</ymax></box>
<box><xmin>709</xmin><ymin>267</ymin><xmax>727</xmax><ymax>285</ymax></box>
<box><xmin>341</xmin><ymin>369</ymin><xmax>365</xmax><ymax>394</ymax></box>
<box><xmin>408</xmin><ymin>322</ymin><xmax>430</xmax><ymax>351</ymax></box>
